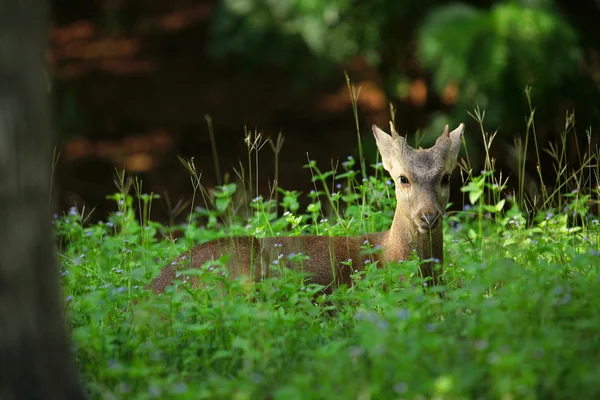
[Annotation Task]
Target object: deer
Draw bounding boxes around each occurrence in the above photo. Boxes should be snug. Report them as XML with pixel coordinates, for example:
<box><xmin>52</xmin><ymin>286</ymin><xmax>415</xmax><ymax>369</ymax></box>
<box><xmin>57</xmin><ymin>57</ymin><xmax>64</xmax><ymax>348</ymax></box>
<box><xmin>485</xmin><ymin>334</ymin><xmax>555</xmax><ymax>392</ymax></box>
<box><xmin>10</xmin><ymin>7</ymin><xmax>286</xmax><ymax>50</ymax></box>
<box><xmin>151</xmin><ymin>122</ymin><xmax>464</xmax><ymax>295</ymax></box>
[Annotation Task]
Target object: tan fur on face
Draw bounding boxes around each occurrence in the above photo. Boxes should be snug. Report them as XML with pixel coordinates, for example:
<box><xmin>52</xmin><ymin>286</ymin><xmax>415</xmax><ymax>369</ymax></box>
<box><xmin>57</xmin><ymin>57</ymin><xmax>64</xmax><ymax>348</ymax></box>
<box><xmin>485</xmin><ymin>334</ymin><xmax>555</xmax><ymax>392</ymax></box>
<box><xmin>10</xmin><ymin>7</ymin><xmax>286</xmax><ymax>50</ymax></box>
<box><xmin>151</xmin><ymin>123</ymin><xmax>464</xmax><ymax>294</ymax></box>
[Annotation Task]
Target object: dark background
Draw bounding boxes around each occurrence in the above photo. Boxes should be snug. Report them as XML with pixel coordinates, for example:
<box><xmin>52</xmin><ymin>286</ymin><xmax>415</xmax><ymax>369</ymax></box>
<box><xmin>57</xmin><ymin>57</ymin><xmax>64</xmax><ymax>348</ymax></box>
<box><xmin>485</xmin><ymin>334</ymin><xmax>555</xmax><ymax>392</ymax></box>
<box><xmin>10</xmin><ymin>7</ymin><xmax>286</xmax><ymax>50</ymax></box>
<box><xmin>49</xmin><ymin>0</ymin><xmax>600</xmax><ymax>224</ymax></box>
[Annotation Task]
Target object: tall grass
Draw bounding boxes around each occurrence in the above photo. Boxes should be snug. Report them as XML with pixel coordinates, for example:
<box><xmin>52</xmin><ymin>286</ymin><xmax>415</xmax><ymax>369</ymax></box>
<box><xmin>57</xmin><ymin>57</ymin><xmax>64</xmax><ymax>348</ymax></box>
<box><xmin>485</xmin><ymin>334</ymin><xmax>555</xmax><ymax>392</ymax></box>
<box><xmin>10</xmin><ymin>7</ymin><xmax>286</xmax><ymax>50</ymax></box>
<box><xmin>56</xmin><ymin>103</ymin><xmax>599</xmax><ymax>399</ymax></box>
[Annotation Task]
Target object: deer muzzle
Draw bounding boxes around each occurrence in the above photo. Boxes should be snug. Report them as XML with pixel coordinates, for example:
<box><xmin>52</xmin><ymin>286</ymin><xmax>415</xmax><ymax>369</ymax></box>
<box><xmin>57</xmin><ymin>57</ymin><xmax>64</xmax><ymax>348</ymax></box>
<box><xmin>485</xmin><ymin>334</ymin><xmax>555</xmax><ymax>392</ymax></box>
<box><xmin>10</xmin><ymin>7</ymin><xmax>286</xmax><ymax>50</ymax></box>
<box><xmin>416</xmin><ymin>210</ymin><xmax>441</xmax><ymax>232</ymax></box>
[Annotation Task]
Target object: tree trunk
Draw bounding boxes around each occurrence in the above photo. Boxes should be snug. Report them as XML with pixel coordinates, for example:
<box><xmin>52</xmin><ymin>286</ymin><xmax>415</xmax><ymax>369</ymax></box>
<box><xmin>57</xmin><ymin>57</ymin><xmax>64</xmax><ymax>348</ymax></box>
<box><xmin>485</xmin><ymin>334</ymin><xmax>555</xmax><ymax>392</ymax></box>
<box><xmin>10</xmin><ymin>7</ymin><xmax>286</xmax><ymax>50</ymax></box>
<box><xmin>0</xmin><ymin>0</ymin><xmax>87</xmax><ymax>398</ymax></box>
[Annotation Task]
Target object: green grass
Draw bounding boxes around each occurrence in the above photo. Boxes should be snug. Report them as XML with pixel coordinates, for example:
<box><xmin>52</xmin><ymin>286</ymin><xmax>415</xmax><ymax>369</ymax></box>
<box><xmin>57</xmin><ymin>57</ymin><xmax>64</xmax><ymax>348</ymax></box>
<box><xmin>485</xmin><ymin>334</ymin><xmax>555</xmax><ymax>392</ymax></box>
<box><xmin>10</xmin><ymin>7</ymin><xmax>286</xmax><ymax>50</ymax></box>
<box><xmin>56</xmin><ymin>112</ymin><xmax>600</xmax><ymax>399</ymax></box>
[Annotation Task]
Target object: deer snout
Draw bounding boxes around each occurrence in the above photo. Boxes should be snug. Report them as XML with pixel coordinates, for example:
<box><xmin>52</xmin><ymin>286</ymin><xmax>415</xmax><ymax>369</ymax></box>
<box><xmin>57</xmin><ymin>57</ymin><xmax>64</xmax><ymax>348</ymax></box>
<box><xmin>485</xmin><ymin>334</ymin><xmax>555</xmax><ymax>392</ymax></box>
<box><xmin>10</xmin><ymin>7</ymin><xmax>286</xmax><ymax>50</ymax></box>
<box><xmin>418</xmin><ymin>211</ymin><xmax>441</xmax><ymax>231</ymax></box>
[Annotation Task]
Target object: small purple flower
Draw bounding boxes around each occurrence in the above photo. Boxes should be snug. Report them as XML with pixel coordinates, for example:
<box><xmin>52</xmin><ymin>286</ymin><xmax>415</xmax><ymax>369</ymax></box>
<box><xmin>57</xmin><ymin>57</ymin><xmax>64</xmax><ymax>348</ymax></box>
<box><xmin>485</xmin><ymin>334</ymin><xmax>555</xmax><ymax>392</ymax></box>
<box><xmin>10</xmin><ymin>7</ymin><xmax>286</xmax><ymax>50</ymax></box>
<box><xmin>68</xmin><ymin>207</ymin><xmax>77</xmax><ymax>216</ymax></box>
<box><xmin>396</xmin><ymin>309</ymin><xmax>409</xmax><ymax>320</ymax></box>
<box><xmin>386</xmin><ymin>180</ymin><xmax>392</xmax><ymax>186</ymax></box>
<box><xmin>118</xmin><ymin>286</ymin><xmax>126</xmax><ymax>293</ymax></box>
<box><xmin>65</xmin><ymin>295</ymin><xmax>73</xmax><ymax>302</ymax></box>
<box><xmin>336</xmin><ymin>183</ymin><xmax>342</xmax><ymax>189</ymax></box>
<box><xmin>272</xmin><ymin>259</ymin><xmax>279</xmax><ymax>265</ymax></box>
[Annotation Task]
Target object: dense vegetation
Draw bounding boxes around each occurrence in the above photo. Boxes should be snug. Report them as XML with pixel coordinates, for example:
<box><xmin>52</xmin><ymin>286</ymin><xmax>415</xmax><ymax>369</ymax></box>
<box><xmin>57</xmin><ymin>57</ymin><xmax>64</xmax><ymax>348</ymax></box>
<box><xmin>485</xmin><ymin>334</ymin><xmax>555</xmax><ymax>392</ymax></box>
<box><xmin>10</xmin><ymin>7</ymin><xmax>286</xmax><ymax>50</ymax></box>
<box><xmin>56</xmin><ymin>110</ymin><xmax>600</xmax><ymax>399</ymax></box>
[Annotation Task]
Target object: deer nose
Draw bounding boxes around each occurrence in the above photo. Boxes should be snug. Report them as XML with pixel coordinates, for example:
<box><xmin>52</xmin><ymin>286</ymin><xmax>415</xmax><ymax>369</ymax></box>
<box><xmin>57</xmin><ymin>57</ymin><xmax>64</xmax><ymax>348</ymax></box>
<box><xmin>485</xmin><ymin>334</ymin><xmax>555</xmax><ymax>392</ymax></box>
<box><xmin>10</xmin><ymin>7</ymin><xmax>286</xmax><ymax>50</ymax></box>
<box><xmin>420</xmin><ymin>212</ymin><xmax>441</xmax><ymax>230</ymax></box>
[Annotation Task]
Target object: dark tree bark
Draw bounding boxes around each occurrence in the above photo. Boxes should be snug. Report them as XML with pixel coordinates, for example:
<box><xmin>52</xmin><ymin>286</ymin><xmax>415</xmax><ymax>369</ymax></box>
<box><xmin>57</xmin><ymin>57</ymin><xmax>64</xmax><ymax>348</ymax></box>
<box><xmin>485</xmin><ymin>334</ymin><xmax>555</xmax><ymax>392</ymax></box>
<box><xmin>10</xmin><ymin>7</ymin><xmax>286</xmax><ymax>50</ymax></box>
<box><xmin>0</xmin><ymin>0</ymin><xmax>87</xmax><ymax>399</ymax></box>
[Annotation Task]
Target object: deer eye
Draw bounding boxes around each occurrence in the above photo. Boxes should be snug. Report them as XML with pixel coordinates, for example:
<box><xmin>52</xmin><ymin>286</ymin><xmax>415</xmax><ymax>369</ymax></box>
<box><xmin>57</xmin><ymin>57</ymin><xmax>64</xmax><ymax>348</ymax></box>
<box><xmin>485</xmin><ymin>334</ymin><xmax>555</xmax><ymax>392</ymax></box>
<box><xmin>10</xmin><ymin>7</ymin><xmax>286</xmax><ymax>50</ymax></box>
<box><xmin>441</xmin><ymin>173</ymin><xmax>451</xmax><ymax>185</ymax></box>
<box><xmin>399</xmin><ymin>175</ymin><xmax>410</xmax><ymax>185</ymax></box>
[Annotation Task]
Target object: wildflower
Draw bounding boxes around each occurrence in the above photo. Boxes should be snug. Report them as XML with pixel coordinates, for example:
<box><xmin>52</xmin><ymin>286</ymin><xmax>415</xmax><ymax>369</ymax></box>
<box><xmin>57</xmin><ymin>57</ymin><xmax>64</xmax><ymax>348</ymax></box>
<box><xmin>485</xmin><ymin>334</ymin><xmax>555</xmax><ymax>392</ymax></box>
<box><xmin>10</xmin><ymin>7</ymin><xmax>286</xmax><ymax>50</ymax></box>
<box><xmin>347</xmin><ymin>258</ymin><xmax>352</xmax><ymax>263</ymax></box>
<box><xmin>65</xmin><ymin>295</ymin><xmax>73</xmax><ymax>303</ymax></box>
<box><xmin>106</xmin><ymin>221</ymin><xmax>114</xmax><ymax>227</ymax></box>
<box><xmin>385</xmin><ymin>180</ymin><xmax>392</xmax><ymax>186</ymax></box>
<box><xmin>362</xmin><ymin>178</ymin><xmax>367</xmax><ymax>182</ymax></box>
<box><xmin>546</xmin><ymin>212</ymin><xmax>553</xmax><ymax>220</ymax></box>
<box><xmin>283</xmin><ymin>211</ymin><xmax>291</xmax><ymax>216</ymax></box>
<box><xmin>463</xmin><ymin>204</ymin><xmax>471</xmax><ymax>211</ymax></box>
<box><xmin>376</xmin><ymin>319</ymin><xmax>389</xmax><ymax>330</ymax></box>
<box><xmin>336</xmin><ymin>183</ymin><xmax>342</xmax><ymax>189</ymax></box>
<box><xmin>393</xmin><ymin>382</ymin><xmax>408</xmax><ymax>394</ymax></box>
<box><xmin>272</xmin><ymin>259</ymin><xmax>279</xmax><ymax>265</ymax></box>
<box><xmin>396</xmin><ymin>309</ymin><xmax>410</xmax><ymax>320</ymax></box>
<box><xmin>68</xmin><ymin>207</ymin><xmax>77</xmax><ymax>216</ymax></box>
<box><xmin>118</xmin><ymin>286</ymin><xmax>126</xmax><ymax>293</ymax></box>
<box><xmin>474</xmin><ymin>339</ymin><xmax>489</xmax><ymax>351</ymax></box>
<box><xmin>487</xmin><ymin>352</ymin><xmax>499</xmax><ymax>364</ymax></box>
<box><xmin>320</xmin><ymin>218</ymin><xmax>328</xmax><ymax>223</ymax></box>
<box><xmin>348</xmin><ymin>345</ymin><xmax>364</xmax><ymax>359</ymax></box>
<box><xmin>363</xmin><ymin>239</ymin><xmax>369</xmax><ymax>245</ymax></box>
<box><xmin>347</xmin><ymin>155</ymin><xmax>354</xmax><ymax>160</ymax></box>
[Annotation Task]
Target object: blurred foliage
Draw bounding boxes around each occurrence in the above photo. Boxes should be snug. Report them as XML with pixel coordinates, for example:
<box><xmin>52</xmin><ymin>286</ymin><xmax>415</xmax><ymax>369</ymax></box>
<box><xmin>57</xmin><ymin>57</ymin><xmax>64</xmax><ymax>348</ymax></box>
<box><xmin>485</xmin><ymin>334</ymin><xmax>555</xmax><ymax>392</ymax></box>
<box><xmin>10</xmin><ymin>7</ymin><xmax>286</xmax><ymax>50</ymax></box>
<box><xmin>209</xmin><ymin>0</ymin><xmax>590</xmax><ymax>131</ymax></box>
<box><xmin>418</xmin><ymin>0</ymin><xmax>582</xmax><ymax>131</ymax></box>
<box><xmin>209</xmin><ymin>0</ymin><xmax>437</xmax><ymax>89</ymax></box>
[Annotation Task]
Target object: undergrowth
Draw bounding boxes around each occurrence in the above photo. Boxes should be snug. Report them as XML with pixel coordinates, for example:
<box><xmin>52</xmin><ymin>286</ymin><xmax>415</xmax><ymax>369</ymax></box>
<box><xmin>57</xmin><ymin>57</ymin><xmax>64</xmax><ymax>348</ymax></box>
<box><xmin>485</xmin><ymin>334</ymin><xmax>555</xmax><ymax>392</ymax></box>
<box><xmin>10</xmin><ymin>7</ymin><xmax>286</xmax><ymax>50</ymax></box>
<box><xmin>56</xmin><ymin>104</ymin><xmax>600</xmax><ymax>399</ymax></box>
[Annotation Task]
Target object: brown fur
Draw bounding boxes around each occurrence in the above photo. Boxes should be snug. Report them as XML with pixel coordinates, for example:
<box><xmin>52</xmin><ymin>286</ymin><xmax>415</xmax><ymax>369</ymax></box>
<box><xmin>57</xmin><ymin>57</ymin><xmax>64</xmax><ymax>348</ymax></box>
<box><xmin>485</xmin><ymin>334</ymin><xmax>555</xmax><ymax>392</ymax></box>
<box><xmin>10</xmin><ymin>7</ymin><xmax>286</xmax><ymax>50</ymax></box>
<box><xmin>151</xmin><ymin>122</ymin><xmax>464</xmax><ymax>294</ymax></box>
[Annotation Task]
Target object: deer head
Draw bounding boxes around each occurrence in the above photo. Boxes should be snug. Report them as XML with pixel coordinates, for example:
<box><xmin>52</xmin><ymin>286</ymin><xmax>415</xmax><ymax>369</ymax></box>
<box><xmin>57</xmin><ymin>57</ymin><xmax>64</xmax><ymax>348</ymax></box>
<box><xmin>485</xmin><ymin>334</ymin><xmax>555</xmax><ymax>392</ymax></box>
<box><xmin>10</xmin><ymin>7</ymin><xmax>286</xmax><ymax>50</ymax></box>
<box><xmin>372</xmin><ymin>122</ymin><xmax>464</xmax><ymax>234</ymax></box>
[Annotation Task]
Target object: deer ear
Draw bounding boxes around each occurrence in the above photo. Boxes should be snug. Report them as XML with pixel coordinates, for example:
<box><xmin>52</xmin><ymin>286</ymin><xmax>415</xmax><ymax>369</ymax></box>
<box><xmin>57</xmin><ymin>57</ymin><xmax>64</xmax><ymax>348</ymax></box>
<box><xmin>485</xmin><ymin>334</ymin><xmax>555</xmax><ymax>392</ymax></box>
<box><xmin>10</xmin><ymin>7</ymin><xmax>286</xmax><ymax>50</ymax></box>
<box><xmin>372</xmin><ymin>125</ymin><xmax>400</xmax><ymax>172</ymax></box>
<box><xmin>448</xmin><ymin>123</ymin><xmax>464</xmax><ymax>161</ymax></box>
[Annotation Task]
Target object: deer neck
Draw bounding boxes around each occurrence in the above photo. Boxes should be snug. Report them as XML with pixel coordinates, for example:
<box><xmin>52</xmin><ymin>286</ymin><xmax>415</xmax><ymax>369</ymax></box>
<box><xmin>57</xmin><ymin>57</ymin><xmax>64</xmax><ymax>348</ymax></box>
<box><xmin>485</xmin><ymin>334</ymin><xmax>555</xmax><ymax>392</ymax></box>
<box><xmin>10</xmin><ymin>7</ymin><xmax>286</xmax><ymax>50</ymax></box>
<box><xmin>383</xmin><ymin>203</ymin><xmax>444</xmax><ymax>283</ymax></box>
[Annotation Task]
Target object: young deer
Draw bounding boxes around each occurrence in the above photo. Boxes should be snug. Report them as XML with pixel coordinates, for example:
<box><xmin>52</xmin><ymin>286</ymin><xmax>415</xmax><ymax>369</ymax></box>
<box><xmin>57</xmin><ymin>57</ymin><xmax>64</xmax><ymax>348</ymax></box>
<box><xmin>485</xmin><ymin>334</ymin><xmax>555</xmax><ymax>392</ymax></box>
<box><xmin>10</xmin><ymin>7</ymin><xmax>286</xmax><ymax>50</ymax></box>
<box><xmin>151</xmin><ymin>122</ymin><xmax>464</xmax><ymax>294</ymax></box>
